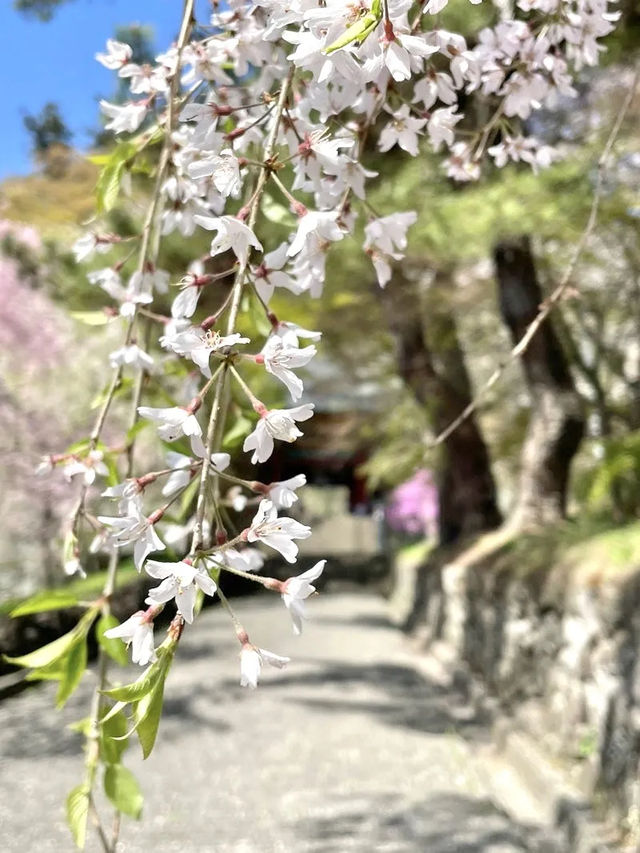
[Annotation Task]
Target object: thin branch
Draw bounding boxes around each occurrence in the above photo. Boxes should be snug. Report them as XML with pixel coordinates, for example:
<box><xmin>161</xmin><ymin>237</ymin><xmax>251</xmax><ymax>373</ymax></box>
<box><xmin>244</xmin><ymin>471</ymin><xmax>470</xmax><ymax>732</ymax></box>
<box><xmin>189</xmin><ymin>69</ymin><xmax>294</xmax><ymax>555</ymax></box>
<box><xmin>425</xmin><ymin>69</ymin><xmax>639</xmax><ymax>452</ymax></box>
<box><xmin>81</xmin><ymin>3</ymin><xmax>196</xmax><ymax>849</ymax></box>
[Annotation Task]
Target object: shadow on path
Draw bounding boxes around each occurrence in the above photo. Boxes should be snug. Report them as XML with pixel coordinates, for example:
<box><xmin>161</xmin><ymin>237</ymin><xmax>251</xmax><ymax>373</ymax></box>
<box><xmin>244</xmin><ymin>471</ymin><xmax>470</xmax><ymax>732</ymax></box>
<box><xmin>291</xmin><ymin>792</ymin><xmax>556</xmax><ymax>852</ymax></box>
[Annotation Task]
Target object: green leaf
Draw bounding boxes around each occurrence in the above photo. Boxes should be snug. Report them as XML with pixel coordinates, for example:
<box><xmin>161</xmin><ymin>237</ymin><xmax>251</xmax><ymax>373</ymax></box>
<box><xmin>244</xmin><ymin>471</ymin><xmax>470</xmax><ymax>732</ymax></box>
<box><xmin>25</xmin><ymin>657</ymin><xmax>68</xmax><ymax>682</ymax></box>
<box><xmin>134</xmin><ymin>677</ymin><xmax>166</xmax><ymax>760</ymax></box>
<box><xmin>70</xmin><ymin>310</ymin><xmax>111</xmax><ymax>326</ymax></box>
<box><xmin>68</xmin><ymin>717</ymin><xmax>92</xmax><ymax>736</ymax></box>
<box><xmin>96</xmin><ymin>613</ymin><xmax>129</xmax><ymax>667</ymax></box>
<box><xmin>104</xmin><ymin>765</ymin><xmax>143</xmax><ymax>819</ymax></box>
<box><xmin>87</xmin><ymin>153</ymin><xmax>110</xmax><ymax>165</ymax></box>
<box><xmin>323</xmin><ymin>4</ymin><xmax>381</xmax><ymax>54</ymax></box>
<box><xmin>56</xmin><ymin>638</ymin><xmax>88</xmax><ymax>708</ymax></box>
<box><xmin>3</xmin><ymin>609</ymin><xmax>95</xmax><ymax>670</ymax></box>
<box><xmin>66</xmin><ymin>785</ymin><xmax>90</xmax><ymax>849</ymax></box>
<box><xmin>97</xmin><ymin>159</ymin><xmax>126</xmax><ymax>212</ymax></box>
<box><xmin>64</xmin><ymin>437</ymin><xmax>91</xmax><ymax>455</ymax></box>
<box><xmin>101</xmin><ymin>656</ymin><xmax>165</xmax><ymax>703</ymax></box>
<box><xmin>95</xmin><ymin>140</ymin><xmax>138</xmax><ymax>213</ymax></box>
<box><xmin>100</xmin><ymin>709</ymin><xmax>129</xmax><ymax>765</ymax></box>
<box><xmin>10</xmin><ymin>589</ymin><xmax>80</xmax><ymax>617</ymax></box>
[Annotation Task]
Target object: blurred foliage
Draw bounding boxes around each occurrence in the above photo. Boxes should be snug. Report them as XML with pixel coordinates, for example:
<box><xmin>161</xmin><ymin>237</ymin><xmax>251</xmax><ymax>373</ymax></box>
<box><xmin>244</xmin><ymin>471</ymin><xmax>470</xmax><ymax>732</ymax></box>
<box><xmin>13</xmin><ymin>0</ymin><xmax>74</xmax><ymax>19</ymax></box>
<box><xmin>23</xmin><ymin>102</ymin><xmax>72</xmax><ymax>156</ymax></box>
<box><xmin>574</xmin><ymin>433</ymin><xmax>640</xmax><ymax>521</ymax></box>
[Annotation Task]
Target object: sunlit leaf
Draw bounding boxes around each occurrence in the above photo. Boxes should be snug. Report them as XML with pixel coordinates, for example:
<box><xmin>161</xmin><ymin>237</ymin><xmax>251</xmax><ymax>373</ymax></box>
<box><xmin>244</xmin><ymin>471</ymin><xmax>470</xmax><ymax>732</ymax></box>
<box><xmin>104</xmin><ymin>765</ymin><xmax>143</xmax><ymax>819</ymax></box>
<box><xmin>10</xmin><ymin>589</ymin><xmax>80</xmax><ymax>618</ymax></box>
<box><xmin>66</xmin><ymin>785</ymin><xmax>89</xmax><ymax>849</ymax></box>
<box><xmin>56</xmin><ymin>638</ymin><xmax>88</xmax><ymax>708</ymax></box>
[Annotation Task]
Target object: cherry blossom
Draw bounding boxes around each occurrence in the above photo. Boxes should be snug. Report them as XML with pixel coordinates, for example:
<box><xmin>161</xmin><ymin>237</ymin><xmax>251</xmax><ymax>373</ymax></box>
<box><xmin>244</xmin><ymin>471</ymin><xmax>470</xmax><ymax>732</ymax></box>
<box><xmin>164</xmin><ymin>328</ymin><xmax>250</xmax><ymax>378</ymax></box>
<box><xmin>243</xmin><ymin>404</ymin><xmax>315</xmax><ymax>463</ymax></box>
<box><xmin>138</xmin><ymin>405</ymin><xmax>205</xmax><ymax>456</ymax></box>
<box><xmin>62</xmin><ymin>450</ymin><xmax>109</xmax><ymax>486</ymax></box>
<box><xmin>104</xmin><ymin>611</ymin><xmax>157</xmax><ymax>666</ymax></box>
<box><xmin>281</xmin><ymin>560</ymin><xmax>326</xmax><ymax>634</ymax></box>
<box><xmin>100</xmin><ymin>100</ymin><xmax>148</xmax><ymax>134</ymax></box>
<box><xmin>145</xmin><ymin>560</ymin><xmax>217</xmax><ymax>624</ymax></box>
<box><xmin>260</xmin><ymin>336</ymin><xmax>317</xmax><ymax>400</ymax></box>
<box><xmin>379</xmin><ymin>106</ymin><xmax>426</xmax><ymax>157</ymax></box>
<box><xmin>246</xmin><ymin>499</ymin><xmax>311</xmax><ymax>563</ymax></box>
<box><xmin>267</xmin><ymin>474</ymin><xmax>307</xmax><ymax>509</ymax></box>
<box><xmin>239</xmin><ymin>644</ymin><xmax>290</xmax><ymax>688</ymax></box>
<box><xmin>98</xmin><ymin>502</ymin><xmax>165</xmax><ymax>571</ymax></box>
<box><xmin>193</xmin><ymin>214</ymin><xmax>262</xmax><ymax>264</ymax></box>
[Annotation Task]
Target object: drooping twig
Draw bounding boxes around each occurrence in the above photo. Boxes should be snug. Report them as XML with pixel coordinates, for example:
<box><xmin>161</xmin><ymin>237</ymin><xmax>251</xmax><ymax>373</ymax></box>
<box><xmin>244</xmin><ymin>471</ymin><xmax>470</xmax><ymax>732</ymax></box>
<box><xmin>189</xmin><ymin>69</ymin><xmax>294</xmax><ymax>554</ymax></box>
<box><xmin>425</xmin><ymin>69</ymin><xmax>639</xmax><ymax>452</ymax></box>
<box><xmin>82</xmin><ymin>3</ymin><xmax>196</xmax><ymax>849</ymax></box>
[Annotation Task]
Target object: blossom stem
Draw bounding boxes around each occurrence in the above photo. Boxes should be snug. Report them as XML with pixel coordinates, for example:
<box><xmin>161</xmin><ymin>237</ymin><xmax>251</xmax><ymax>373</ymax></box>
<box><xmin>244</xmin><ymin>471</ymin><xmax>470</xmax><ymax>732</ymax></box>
<box><xmin>196</xmin><ymin>531</ymin><xmax>247</xmax><ymax>557</ymax></box>
<box><xmin>228</xmin><ymin>363</ymin><xmax>263</xmax><ymax>409</ymax></box>
<box><xmin>215</xmin><ymin>562</ymin><xmax>277</xmax><ymax>588</ymax></box>
<box><xmin>81</xmin><ymin>3</ymin><xmax>196</xmax><ymax>849</ymax></box>
<box><xmin>190</xmin><ymin>69</ymin><xmax>294</xmax><ymax>554</ymax></box>
<box><xmin>215</xmin><ymin>586</ymin><xmax>245</xmax><ymax>634</ymax></box>
<box><xmin>269</xmin><ymin>171</ymin><xmax>304</xmax><ymax>212</ymax></box>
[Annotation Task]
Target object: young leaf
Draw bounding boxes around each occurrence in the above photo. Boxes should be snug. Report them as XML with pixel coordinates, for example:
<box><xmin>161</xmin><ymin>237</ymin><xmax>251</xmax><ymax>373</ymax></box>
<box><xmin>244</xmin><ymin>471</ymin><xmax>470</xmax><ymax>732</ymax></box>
<box><xmin>96</xmin><ymin>613</ymin><xmax>129</xmax><ymax>666</ymax></box>
<box><xmin>10</xmin><ymin>589</ymin><xmax>80</xmax><ymax>618</ymax></box>
<box><xmin>66</xmin><ymin>785</ymin><xmax>90</xmax><ymax>849</ymax></box>
<box><xmin>95</xmin><ymin>140</ymin><xmax>137</xmax><ymax>213</ymax></box>
<box><xmin>323</xmin><ymin>5</ymin><xmax>381</xmax><ymax>55</ymax></box>
<box><xmin>3</xmin><ymin>608</ymin><xmax>96</xmax><ymax>670</ymax></box>
<box><xmin>69</xmin><ymin>311</ymin><xmax>111</xmax><ymax>326</ymax></box>
<box><xmin>100</xmin><ymin>709</ymin><xmax>130</xmax><ymax>765</ymax></box>
<box><xmin>104</xmin><ymin>765</ymin><xmax>143</xmax><ymax>819</ymax></box>
<box><xmin>101</xmin><ymin>655</ymin><xmax>166</xmax><ymax>703</ymax></box>
<box><xmin>56</xmin><ymin>638</ymin><xmax>88</xmax><ymax>708</ymax></box>
<box><xmin>134</xmin><ymin>677</ymin><xmax>166</xmax><ymax>760</ymax></box>
<box><xmin>68</xmin><ymin>717</ymin><xmax>92</xmax><ymax>736</ymax></box>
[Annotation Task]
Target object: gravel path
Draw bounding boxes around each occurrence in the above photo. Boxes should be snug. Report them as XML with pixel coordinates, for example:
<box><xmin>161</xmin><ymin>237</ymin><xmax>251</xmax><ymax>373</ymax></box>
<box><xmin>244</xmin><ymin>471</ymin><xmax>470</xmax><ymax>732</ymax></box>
<box><xmin>0</xmin><ymin>592</ymin><xmax>555</xmax><ymax>852</ymax></box>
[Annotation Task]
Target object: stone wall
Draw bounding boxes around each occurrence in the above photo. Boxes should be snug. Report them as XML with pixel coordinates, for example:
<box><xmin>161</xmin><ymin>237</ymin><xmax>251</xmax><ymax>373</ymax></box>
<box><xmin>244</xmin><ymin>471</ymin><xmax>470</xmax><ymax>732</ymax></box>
<box><xmin>398</xmin><ymin>525</ymin><xmax>640</xmax><ymax>837</ymax></box>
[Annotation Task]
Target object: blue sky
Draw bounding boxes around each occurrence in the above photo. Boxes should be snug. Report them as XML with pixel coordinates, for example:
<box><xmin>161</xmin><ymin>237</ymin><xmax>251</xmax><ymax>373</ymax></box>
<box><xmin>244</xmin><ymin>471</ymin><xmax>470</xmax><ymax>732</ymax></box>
<box><xmin>0</xmin><ymin>1</ymin><xmax>208</xmax><ymax>179</ymax></box>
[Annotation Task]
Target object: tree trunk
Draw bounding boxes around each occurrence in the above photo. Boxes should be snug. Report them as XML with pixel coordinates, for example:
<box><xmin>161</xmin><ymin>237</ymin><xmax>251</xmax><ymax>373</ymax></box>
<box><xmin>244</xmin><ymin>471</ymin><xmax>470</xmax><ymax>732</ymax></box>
<box><xmin>384</xmin><ymin>267</ymin><xmax>502</xmax><ymax>544</ymax></box>
<box><xmin>494</xmin><ymin>237</ymin><xmax>585</xmax><ymax>529</ymax></box>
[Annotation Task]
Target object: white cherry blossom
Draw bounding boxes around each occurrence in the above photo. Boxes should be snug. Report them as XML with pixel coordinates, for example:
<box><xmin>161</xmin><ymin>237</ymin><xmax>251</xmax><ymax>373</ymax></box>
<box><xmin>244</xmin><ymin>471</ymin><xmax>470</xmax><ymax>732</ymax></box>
<box><xmin>246</xmin><ymin>499</ymin><xmax>311</xmax><ymax>563</ymax></box>
<box><xmin>193</xmin><ymin>214</ymin><xmax>262</xmax><ymax>264</ymax></box>
<box><xmin>267</xmin><ymin>474</ymin><xmax>307</xmax><ymax>509</ymax></box>
<box><xmin>104</xmin><ymin>612</ymin><xmax>157</xmax><ymax>665</ymax></box>
<box><xmin>145</xmin><ymin>560</ymin><xmax>217</xmax><ymax>624</ymax></box>
<box><xmin>138</xmin><ymin>406</ymin><xmax>205</xmax><ymax>456</ymax></box>
<box><xmin>281</xmin><ymin>560</ymin><xmax>326</xmax><ymax>634</ymax></box>
<box><xmin>243</xmin><ymin>404</ymin><xmax>314</xmax><ymax>463</ymax></box>
<box><xmin>378</xmin><ymin>105</ymin><xmax>426</xmax><ymax>156</ymax></box>
<box><xmin>240</xmin><ymin>644</ymin><xmax>290</xmax><ymax>688</ymax></box>
<box><xmin>164</xmin><ymin>328</ymin><xmax>250</xmax><ymax>377</ymax></box>
<box><xmin>100</xmin><ymin>100</ymin><xmax>148</xmax><ymax>134</ymax></box>
<box><xmin>261</xmin><ymin>336</ymin><xmax>316</xmax><ymax>400</ymax></box>
<box><xmin>98</xmin><ymin>503</ymin><xmax>165</xmax><ymax>571</ymax></box>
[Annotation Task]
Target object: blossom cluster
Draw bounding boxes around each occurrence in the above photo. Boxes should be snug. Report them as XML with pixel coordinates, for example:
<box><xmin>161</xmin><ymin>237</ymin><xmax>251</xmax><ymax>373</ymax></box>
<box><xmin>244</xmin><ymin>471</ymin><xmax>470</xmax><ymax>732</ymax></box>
<box><xmin>43</xmin><ymin>0</ymin><xmax>617</xmax><ymax>747</ymax></box>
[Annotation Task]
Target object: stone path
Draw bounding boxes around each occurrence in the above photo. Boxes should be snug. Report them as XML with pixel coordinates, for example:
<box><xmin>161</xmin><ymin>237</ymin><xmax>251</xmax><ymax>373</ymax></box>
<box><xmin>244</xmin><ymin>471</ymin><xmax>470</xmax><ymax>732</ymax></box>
<box><xmin>0</xmin><ymin>592</ymin><xmax>556</xmax><ymax>852</ymax></box>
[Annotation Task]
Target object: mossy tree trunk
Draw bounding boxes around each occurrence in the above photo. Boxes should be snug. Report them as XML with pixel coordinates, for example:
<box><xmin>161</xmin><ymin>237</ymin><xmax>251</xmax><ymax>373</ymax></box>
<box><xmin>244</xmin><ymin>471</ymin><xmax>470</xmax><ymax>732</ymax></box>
<box><xmin>494</xmin><ymin>236</ymin><xmax>585</xmax><ymax>529</ymax></box>
<box><xmin>384</xmin><ymin>266</ymin><xmax>502</xmax><ymax>544</ymax></box>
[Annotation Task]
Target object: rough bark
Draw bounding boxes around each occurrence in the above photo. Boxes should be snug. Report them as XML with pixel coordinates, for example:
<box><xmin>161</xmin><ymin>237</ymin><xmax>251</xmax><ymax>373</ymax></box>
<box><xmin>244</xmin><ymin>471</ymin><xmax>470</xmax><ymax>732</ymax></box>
<box><xmin>494</xmin><ymin>237</ymin><xmax>585</xmax><ymax>529</ymax></box>
<box><xmin>384</xmin><ymin>267</ymin><xmax>501</xmax><ymax>544</ymax></box>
